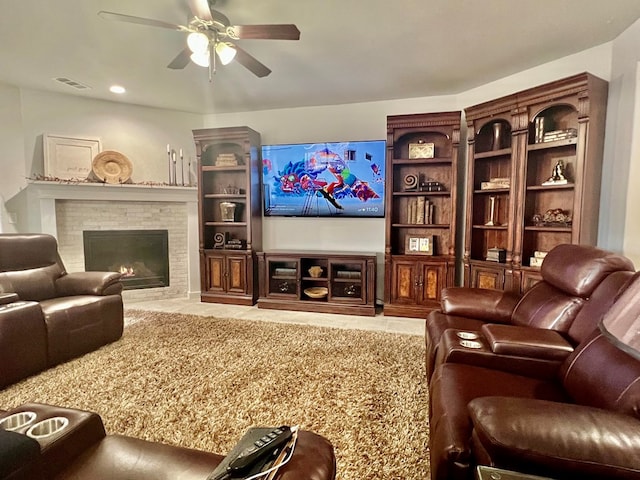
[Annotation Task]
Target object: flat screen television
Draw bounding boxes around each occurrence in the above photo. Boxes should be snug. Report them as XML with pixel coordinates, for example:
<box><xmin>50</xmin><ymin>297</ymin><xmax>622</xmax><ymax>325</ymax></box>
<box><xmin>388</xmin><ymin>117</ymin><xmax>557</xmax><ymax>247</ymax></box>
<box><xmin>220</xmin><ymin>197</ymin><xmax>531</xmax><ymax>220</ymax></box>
<box><xmin>262</xmin><ymin>140</ymin><xmax>386</xmax><ymax>217</ymax></box>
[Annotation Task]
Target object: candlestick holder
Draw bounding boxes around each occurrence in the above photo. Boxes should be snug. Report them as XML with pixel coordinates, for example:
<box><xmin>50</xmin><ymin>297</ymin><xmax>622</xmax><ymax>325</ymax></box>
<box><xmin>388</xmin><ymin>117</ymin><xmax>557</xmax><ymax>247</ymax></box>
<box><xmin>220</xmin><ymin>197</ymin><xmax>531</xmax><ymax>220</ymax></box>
<box><xmin>171</xmin><ymin>151</ymin><xmax>177</xmax><ymax>186</ymax></box>
<box><xmin>485</xmin><ymin>196</ymin><xmax>500</xmax><ymax>226</ymax></box>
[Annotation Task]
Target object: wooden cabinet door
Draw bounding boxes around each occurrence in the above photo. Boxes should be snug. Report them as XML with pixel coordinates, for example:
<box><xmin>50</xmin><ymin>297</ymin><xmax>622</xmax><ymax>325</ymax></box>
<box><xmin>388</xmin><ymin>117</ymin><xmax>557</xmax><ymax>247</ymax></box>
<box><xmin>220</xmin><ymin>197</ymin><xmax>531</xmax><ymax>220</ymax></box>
<box><xmin>205</xmin><ymin>253</ymin><xmax>226</xmax><ymax>294</ymax></box>
<box><xmin>470</xmin><ymin>263</ymin><xmax>505</xmax><ymax>290</ymax></box>
<box><xmin>391</xmin><ymin>258</ymin><xmax>447</xmax><ymax>306</ymax></box>
<box><xmin>226</xmin><ymin>255</ymin><xmax>248</xmax><ymax>295</ymax></box>
<box><xmin>390</xmin><ymin>259</ymin><xmax>420</xmax><ymax>305</ymax></box>
<box><xmin>328</xmin><ymin>258</ymin><xmax>366</xmax><ymax>304</ymax></box>
<box><xmin>418</xmin><ymin>262</ymin><xmax>445</xmax><ymax>304</ymax></box>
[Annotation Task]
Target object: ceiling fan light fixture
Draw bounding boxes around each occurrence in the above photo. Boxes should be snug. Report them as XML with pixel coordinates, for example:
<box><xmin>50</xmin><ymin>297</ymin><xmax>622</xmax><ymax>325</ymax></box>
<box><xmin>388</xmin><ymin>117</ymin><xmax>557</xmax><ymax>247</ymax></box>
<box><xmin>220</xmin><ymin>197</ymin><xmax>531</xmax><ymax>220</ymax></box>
<box><xmin>215</xmin><ymin>42</ymin><xmax>237</xmax><ymax>65</ymax></box>
<box><xmin>190</xmin><ymin>50</ymin><xmax>210</xmax><ymax>67</ymax></box>
<box><xmin>187</xmin><ymin>31</ymin><xmax>209</xmax><ymax>54</ymax></box>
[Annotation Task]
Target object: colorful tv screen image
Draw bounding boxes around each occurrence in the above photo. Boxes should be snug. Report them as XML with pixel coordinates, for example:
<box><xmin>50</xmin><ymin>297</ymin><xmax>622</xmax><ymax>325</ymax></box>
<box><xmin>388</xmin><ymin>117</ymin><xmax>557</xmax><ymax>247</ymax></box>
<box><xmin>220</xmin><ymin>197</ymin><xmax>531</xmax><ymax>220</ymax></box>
<box><xmin>262</xmin><ymin>140</ymin><xmax>386</xmax><ymax>217</ymax></box>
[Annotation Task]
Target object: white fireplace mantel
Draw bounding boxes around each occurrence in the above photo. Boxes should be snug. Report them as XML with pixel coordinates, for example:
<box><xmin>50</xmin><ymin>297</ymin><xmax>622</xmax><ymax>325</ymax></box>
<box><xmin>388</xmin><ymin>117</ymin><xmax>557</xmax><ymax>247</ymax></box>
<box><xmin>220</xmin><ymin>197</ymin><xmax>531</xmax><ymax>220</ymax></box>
<box><xmin>23</xmin><ymin>181</ymin><xmax>200</xmax><ymax>298</ymax></box>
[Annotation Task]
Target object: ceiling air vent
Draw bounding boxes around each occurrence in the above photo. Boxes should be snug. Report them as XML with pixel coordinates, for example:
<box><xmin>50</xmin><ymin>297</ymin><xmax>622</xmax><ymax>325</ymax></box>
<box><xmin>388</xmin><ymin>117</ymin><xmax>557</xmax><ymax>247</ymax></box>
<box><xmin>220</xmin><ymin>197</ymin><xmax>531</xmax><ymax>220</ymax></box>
<box><xmin>53</xmin><ymin>77</ymin><xmax>91</xmax><ymax>90</ymax></box>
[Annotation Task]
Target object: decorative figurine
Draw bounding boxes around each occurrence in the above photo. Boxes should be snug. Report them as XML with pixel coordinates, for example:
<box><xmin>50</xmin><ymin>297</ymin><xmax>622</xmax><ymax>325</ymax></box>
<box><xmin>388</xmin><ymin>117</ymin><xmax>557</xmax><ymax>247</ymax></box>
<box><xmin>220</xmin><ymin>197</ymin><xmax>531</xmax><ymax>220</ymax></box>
<box><xmin>542</xmin><ymin>159</ymin><xmax>568</xmax><ymax>186</ymax></box>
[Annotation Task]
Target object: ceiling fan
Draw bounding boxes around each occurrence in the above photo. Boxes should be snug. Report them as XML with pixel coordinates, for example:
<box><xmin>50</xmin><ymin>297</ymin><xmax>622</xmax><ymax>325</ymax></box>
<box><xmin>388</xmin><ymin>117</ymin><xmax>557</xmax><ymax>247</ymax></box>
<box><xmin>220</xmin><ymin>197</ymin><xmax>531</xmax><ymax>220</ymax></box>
<box><xmin>98</xmin><ymin>0</ymin><xmax>300</xmax><ymax>79</ymax></box>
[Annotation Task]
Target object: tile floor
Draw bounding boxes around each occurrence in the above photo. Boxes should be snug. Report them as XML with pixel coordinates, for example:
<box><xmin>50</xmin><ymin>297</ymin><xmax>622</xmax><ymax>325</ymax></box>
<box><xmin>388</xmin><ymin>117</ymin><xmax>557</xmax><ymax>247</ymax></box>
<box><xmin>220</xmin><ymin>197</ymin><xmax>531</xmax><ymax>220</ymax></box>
<box><xmin>124</xmin><ymin>297</ymin><xmax>426</xmax><ymax>336</ymax></box>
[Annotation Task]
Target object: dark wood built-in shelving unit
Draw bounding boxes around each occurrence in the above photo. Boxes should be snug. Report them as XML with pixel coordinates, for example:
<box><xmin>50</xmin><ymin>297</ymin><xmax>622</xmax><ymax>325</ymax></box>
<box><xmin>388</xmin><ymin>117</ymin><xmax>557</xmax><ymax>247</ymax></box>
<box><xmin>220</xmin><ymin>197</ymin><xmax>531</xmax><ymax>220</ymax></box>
<box><xmin>193</xmin><ymin>126</ymin><xmax>263</xmax><ymax>305</ymax></box>
<box><xmin>463</xmin><ymin>72</ymin><xmax>609</xmax><ymax>292</ymax></box>
<box><xmin>384</xmin><ymin>111</ymin><xmax>462</xmax><ymax>317</ymax></box>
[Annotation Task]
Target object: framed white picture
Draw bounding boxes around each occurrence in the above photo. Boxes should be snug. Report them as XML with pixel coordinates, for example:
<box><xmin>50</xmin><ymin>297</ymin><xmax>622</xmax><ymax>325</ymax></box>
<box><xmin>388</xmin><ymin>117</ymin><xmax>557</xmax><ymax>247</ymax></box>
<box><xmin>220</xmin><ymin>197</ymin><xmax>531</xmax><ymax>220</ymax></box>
<box><xmin>405</xmin><ymin>235</ymin><xmax>435</xmax><ymax>255</ymax></box>
<box><xmin>43</xmin><ymin>134</ymin><xmax>102</xmax><ymax>179</ymax></box>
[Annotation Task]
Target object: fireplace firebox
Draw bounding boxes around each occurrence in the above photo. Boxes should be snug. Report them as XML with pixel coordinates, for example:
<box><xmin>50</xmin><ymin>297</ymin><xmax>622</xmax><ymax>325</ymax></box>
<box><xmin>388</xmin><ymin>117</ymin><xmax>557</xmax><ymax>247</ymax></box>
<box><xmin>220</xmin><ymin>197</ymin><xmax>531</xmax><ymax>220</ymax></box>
<box><xmin>83</xmin><ymin>230</ymin><xmax>169</xmax><ymax>290</ymax></box>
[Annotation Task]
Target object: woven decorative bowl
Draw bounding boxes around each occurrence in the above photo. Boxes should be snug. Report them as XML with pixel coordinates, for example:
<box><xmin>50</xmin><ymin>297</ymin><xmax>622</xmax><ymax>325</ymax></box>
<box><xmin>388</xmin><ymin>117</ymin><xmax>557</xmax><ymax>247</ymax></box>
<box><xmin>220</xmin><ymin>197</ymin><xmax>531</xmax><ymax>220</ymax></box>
<box><xmin>92</xmin><ymin>150</ymin><xmax>132</xmax><ymax>184</ymax></box>
<box><xmin>304</xmin><ymin>287</ymin><xmax>328</xmax><ymax>299</ymax></box>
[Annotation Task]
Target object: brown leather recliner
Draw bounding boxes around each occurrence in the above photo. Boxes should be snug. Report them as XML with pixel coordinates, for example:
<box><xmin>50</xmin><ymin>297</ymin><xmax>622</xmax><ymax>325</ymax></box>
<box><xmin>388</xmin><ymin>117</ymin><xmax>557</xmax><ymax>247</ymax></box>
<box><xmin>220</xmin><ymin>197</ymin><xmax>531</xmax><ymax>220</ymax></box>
<box><xmin>0</xmin><ymin>403</ymin><xmax>336</xmax><ymax>480</ymax></box>
<box><xmin>0</xmin><ymin>234</ymin><xmax>123</xmax><ymax>387</ymax></box>
<box><xmin>425</xmin><ymin>244</ymin><xmax>635</xmax><ymax>380</ymax></box>
<box><xmin>428</xmin><ymin>271</ymin><xmax>640</xmax><ymax>480</ymax></box>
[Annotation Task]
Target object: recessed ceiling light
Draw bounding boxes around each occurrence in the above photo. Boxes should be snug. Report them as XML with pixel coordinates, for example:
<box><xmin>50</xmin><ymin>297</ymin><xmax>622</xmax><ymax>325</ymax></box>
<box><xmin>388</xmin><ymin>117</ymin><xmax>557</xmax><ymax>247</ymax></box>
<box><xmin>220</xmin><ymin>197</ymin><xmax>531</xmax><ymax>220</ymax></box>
<box><xmin>109</xmin><ymin>85</ymin><xmax>126</xmax><ymax>94</ymax></box>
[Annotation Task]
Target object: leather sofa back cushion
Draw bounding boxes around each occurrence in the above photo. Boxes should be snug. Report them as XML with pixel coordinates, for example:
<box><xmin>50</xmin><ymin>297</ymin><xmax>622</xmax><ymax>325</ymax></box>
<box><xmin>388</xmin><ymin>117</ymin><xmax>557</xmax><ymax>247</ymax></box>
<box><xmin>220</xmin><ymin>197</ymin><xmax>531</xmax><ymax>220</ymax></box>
<box><xmin>511</xmin><ymin>281</ymin><xmax>584</xmax><ymax>332</ymax></box>
<box><xmin>560</xmin><ymin>331</ymin><xmax>640</xmax><ymax>419</ymax></box>
<box><xmin>541</xmin><ymin>244</ymin><xmax>634</xmax><ymax>298</ymax></box>
<box><xmin>0</xmin><ymin>264</ymin><xmax>63</xmax><ymax>301</ymax></box>
<box><xmin>0</xmin><ymin>234</ymin><xmax>65</xmax><ymax>301</ymax></box>
<box><xmin>0</xmin><ymin>234</ymin><xmax>61</xmax><ymax>272</ymax></box>
<box><xmin>566</xmin><ymin>270</ymin><xmax>636</xmax><ymax>344</ymax></box>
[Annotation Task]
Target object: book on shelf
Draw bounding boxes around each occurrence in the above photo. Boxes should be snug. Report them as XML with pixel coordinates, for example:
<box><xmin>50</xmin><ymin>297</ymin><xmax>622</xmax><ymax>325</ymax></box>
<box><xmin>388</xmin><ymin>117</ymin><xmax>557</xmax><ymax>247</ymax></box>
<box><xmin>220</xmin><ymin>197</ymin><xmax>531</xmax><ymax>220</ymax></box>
<box><xmin>416</xmin><ymin>197</ymin><xmax>425</xmax><ymax>224</ymax></box>
<box><xmin>542</xmin><ymin>128</ymin><xmax>577</xmax><ymax>142</ymax></box>
<box><xmin>406</xmin><ymin>197</ymin><xmax>434</xmax><ymax>224</ymax></box>
<box><xmin>481</xmin><ymin>177</ymin><xmax>510</xmax><ymax>190</ymax></box>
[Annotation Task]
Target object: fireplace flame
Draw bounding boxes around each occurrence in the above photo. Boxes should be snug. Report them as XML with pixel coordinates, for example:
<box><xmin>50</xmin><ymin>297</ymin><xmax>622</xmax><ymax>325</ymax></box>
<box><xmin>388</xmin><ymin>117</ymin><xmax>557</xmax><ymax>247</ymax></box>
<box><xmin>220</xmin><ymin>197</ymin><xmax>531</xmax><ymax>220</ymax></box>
<box><xmin>119</xmin><ymin>266</ymin><xmax>135</xmax><ymax>277</ymax></box>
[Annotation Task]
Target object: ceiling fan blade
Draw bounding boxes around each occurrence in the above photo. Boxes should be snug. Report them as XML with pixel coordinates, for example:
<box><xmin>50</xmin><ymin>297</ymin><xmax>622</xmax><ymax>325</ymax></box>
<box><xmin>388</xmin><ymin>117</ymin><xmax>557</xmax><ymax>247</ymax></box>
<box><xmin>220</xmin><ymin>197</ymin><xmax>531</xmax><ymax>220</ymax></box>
<box><xmin>186</xmin><ymin>0</ymin><xmax>213</xmax><ymax>21</ymax></box>
<box><xmin>168</xmin><ymin>48</ymin><xmax>192</xmax><ymax>69</ymax></box>
<box><xmin>232</xmin><ymin>45</ymin><xmax>272</xmax><ymax>78</ymax></box>
<box><xmin>229</xmin><ymin>24</ymin><xmax>300</xmax><ymax>40</ymax></box>
<box><xmin>98</xmin><ymin>11</ymin><xmax>185</xmax><ymax>31</ymax></box>
<box><xmin>211</xmin><ymin>8</ymin><xmax>230</xmax><ymax>27</ymax></box>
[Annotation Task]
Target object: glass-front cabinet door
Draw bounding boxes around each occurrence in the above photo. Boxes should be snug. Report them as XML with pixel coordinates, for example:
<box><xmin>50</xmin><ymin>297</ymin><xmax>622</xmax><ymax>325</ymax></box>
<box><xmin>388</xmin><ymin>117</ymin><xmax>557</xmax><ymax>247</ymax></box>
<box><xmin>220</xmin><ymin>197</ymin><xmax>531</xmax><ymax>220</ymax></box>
<box><xmin>328</xmin><ymin>259</ymin><xmax>366</xmax><ymax>304</ymax></box>
<box><xmin>266</xmin><ymin>257</ymin><xmax>299</xmax><ymax>298</ymax></box>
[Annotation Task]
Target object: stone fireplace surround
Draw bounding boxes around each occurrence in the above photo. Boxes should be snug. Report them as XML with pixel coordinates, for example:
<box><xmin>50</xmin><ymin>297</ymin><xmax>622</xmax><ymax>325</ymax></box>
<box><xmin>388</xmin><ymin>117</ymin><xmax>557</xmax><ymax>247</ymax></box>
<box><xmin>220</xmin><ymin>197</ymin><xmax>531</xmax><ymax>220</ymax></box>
<box><xmin>22</xmin><ymin>181</ymin><xmax>199</xmax><ymax>302</ymax></box>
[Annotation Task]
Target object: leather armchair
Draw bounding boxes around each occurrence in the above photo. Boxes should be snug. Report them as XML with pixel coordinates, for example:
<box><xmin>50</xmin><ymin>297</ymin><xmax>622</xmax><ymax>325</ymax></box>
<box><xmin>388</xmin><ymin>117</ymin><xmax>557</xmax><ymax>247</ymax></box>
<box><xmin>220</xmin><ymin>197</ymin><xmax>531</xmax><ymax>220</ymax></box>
<box><xmin>425</xmin><ymin>244</ymin><xmax>635</xmax><ymax>379</ymax></box>
<box><xmin>428</xmin><ymin>271</ymin><xmax>640</xmax><ymax>480</ymax></box>
<box><xmin>0</xmin><ymin>234</ymin><xmax>124</xmax><ymax>387</ymax></box>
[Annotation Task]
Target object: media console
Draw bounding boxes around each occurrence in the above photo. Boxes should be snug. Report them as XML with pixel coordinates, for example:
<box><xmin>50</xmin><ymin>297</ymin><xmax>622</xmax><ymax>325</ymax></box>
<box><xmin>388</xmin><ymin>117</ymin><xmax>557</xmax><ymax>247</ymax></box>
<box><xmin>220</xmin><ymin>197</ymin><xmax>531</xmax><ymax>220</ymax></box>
<box><xmin>257</xmin><ymin>250</ymin><xmax>377</xmax><ymax>316</ymax></box>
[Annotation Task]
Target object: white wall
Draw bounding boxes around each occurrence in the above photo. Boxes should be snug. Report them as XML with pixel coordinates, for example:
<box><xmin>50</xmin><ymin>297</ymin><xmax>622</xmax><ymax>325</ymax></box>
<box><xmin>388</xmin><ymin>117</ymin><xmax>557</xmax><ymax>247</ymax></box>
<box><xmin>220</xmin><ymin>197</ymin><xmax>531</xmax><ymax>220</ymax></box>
<box><xmin>203</xmin><ymin>43</ymin><xmax>614</xmax><ymax>261</ymax></box>
<box><xmin>18</xmin><ymin>89</ymin><xmax>204</xmax><ymax>184</ymax></box>
<box><xmin>604</xmin><ymin>17</ymin><xmax>640</xmax><ymax>267</ymax></box>
<box><xmin>0</xmin><ymin>89</ymin><xmax>204</xmax><ymax>232</ymax></box>
<box><xmin>0</xmin><ymin>83</ymin><xmax>26</xmax><ymax>232</ymax></box>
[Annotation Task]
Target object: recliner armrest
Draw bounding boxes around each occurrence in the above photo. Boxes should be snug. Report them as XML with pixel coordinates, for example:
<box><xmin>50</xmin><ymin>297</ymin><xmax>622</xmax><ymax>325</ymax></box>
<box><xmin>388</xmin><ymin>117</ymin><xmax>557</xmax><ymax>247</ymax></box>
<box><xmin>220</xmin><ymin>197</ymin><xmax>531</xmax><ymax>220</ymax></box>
<box><xmin>0</xmin><ymin>293</ymin><xmax>19</xmax><ymax>305</ymax></box>
<box><xmin>441</xmin><ymin>287</ymin><xmax>521</xmax><ymax>323</ymax></box>
<box><xmin>469</xmin><ymin>396</ymin><xmax>640</xmax><ymax>479</ymax></box>
<box><xmin>481</xmin><ymin>324</ymin><xmax>574</xmax><ymax>361</ymax></box>
<box><xmin>55</xmin><ymin>272</ymin><xmax>123</xmax><ymax>297</ymax></box>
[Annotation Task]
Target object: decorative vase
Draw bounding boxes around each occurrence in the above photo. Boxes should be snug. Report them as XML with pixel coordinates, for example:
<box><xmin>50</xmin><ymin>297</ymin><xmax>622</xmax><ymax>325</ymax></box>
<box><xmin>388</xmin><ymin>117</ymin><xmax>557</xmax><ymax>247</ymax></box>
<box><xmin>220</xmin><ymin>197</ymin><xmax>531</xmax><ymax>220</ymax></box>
<box><xmin>308</xmin><ymin>266</ymin><xmax>323</xmax><ymax>278</ymax></box>
<box><xmin>491</xmin><ymin>122</ymin><xmax>504</xmax><ymax>151</ymax></box>
<box><xmin>220</xmin><ymin>202</ymin><xmax>236</xmax><ymax>222</ymax></box>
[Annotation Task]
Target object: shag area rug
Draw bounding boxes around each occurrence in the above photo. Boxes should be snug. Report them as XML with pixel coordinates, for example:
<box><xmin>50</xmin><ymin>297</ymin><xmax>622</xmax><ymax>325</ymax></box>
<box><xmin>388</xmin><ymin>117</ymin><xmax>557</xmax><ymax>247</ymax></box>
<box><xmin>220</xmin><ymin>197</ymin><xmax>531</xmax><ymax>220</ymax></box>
<box><xmin>0</xmin><ymin>310</ymin><xmax>429</xmax><ymax>479</ymax></box>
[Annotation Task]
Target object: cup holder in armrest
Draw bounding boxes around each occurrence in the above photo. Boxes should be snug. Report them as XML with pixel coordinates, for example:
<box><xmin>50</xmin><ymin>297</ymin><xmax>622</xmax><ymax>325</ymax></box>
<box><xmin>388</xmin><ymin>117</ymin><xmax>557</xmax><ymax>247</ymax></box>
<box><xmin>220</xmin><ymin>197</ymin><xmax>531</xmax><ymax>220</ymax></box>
<box><xmin>26</xmin><ymin>417</ymin><xmax>69</xmax><ymax>440</ymax></box>
<box><xmin>459</xmin><ymin>339</ymin><xmax>483</xmax><ymax>349</ymax></box>
<box><xmin>0</xmin><ymin>411</ymin><xmax>37</xmax><ymax>431</ymax></box>
<box><xmin>457</xmin><ymin>331</ymin><xmax>480</xmax><ymax>340</ymax></box>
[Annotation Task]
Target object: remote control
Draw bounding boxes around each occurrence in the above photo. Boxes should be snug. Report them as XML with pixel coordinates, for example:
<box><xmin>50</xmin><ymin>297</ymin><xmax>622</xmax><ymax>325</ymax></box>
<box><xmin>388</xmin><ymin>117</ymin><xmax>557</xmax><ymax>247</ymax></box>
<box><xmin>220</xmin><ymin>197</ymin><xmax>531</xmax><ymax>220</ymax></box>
<box><xmin>227</xmin><ymin>426</ymin><xmax>293</xmax><ymax>472</ymax></box>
